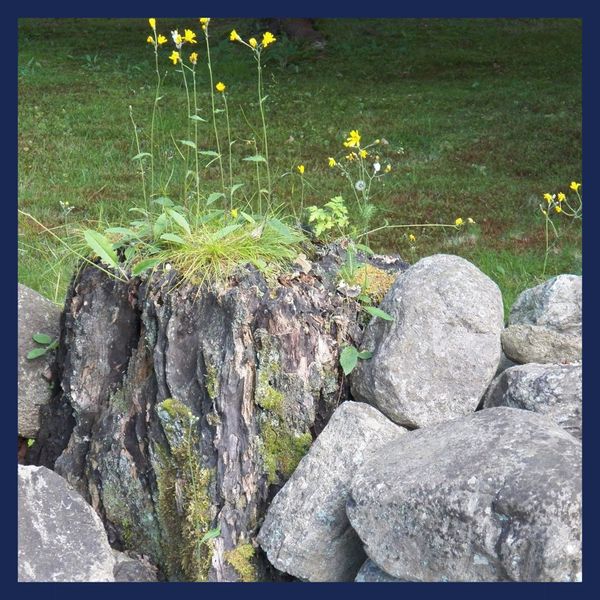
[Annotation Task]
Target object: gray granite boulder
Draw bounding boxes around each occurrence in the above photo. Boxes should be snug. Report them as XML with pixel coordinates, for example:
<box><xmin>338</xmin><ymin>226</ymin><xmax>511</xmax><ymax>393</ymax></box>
<box><xmin>502</xmin><ymin>275</ymin><xmax>581</xmax><ymax>364</ymax></box>
<box><xmin>18</xmin><ymin>465</ymin><xmax>116</xmax><ymax>582</ymax></box>
<box><xmin>483</xmin><ymin>363</ymin><xmax>582</xmax><ymax>439</ymax></box>
<box><xmin>18</xmin><ymin>284</ymin><xmax>60</xmax><ymax>438</ymax></box>
<box><xmin>351</xmin><ymin>254</ymin><xmax>504</xmax><ymax>428</ymax></box>
<box><xmin>258</xmin><ymin>401</ymin><xmax>406</xmax><ymax>581</ymax></box>
<box><xmin>355</xmin><ymin>559</ymin><xmax>404</xmax><ymax>582</ymax></box>
<box><xmin>112</xmin><ymin>550</ymin><xmax>158</xmax><ymax>582</ymax></box>
<box><xmin>347</xmin><ymin>407</ymin><xmax>581</xmax><ymax>582</ymax></box>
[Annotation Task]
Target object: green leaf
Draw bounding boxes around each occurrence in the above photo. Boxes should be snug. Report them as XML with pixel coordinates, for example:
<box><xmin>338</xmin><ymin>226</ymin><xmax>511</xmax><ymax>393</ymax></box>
<box><xmin>243</xmin><ymin>155</ymin><xmax>267</xmax><ymax>163</ymax></box>
<box><xmin>131</xmin><ymin>258</ymin><xmax>162</xmax><ymax>276</ymax></box>
<box><xmin>160</xmin><ymin>232</ymin><xmax>185</xmax><ymax>245</ymax></box>
<box><xmin>153</xmin><ymin>213</ymin><xmax>169</xmax><ymax>239</ymax></box>
<box><xmin>84</xmin><ymin>230</ymin><xmax>119</xmax><ymax>269</ymax></box>
<box><xmin>26</xmin><ymin>438</ymin><xmax>35</xmax><ymax>448</ymax></box>
<box><xmin>199</xmin><ymin>527</ymin><xmax>221</xmax><ymax>545</ymax></box>
<box><xmin>167</xmin><ymin>209</ymin><xmax>191</xmax><ymax>235</ymax></box>
<box><xmin>357</xmin><ymin>294</ymin><xmax>372</xmax><ymax>305</ymax></box>
<box><xmin>356</xmin><ymin>350</ymin><xmax>373</xmax><ymax>360</ymax></box>
<box><xmin>206</xmin><ymin>192</ymin><xmax>225</xmax><ymax>206</ymax></box>
<box><xmin>355</xmin><ymin>243</ymin><xmax>374</xmax><ymax>256</ymax></box>
<box><xmin>105</xmin><ymin>227</ymin><xmax>137</xmax><ymax>237</ymax></box>
<box><xmin>151</xmin><ymin>197</ymin><xmax>174</xmax><ymax>208</ymax></box>
<box><xmin>179</xmin><ymin>139</ymin><xmax>197</xmax><ymax>149</ymax></box>
<box><xmin>211</xmin><ymin>223</ymin><xmax>242</xmax><ymax>241</ymax></box>
<box><xmin>339</xmin><ymin>346</ymin><xmax>359</xmax><ymax>376</ymax></box>
<box><xmin>230</xmin><ymin>183</ymin><xmax>244</xmax><ymax>195</ymax></box>
<box><xmin>364</xmin><ymin>305</ymin><xmax>395</xmax><ymax>321</ymax></box>
<box><xmin>27</xmin><ymin>347</ymin><xmax>48</xmax><ymax>360</ymax></box>
<box><xmin>240</xmin><ymin>211</ymin><xmax>256</xmax><ymax>224</ymax></box>
<box><xmin>124</xmin><ymin>246</ymin><xmax>137</xmax><ymax>262</ymax></box>
<box><xmin>189</xmin><ymin>115</ymin><xmax>207</xmax><ymax>122</ymax></box>
<box><xmin>132</xmin><ymin>152</ymin><xmax>152</xmax><ymax>161</ymax></box>
<box><xmin>198</xmin><ymin>150</ymin><xmax>220</xmax><ymax>157</ymax></box>
<box><xmin>32</xmin><ymin>333</ymin><xmax>53</xmax><ymax>345</ymax></box>
<box><xmin>129</xmin><ymin>207</ymin><xmax>149</xmax><ymax>216</ymax></box>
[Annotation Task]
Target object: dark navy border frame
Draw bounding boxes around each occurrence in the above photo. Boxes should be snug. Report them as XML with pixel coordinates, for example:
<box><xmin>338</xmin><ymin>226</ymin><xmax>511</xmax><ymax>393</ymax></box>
<box><xmin>9</xmin><ymin>1</ymin><xmax>596</xmax><ymax>597</ymax></box>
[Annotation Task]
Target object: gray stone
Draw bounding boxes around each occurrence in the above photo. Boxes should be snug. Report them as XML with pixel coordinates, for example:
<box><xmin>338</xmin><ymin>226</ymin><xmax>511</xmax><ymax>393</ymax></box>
<box><xmin>501</xmin><ymin>324</ymin><xmax>581</xmax><ymax>365</ymax></box>
<box><xmin>483</xmin><ymin>363</ymin><xmax>582</xmax><ymax>439</ymax></box>
<box><xmin>355</xmin><ymin>559</ymin><xmax>405</xmax><ymax>582</ymax></box>
<box><xmin>351</xmin><ymin>254</ymin><xmax>504</xmax><ymax>428</ymax></box>
<box><xmin>18</xmin><ymin>284</ymin><xmax>61</xmax><ymax>438</ymax></box>
<box><xmin>503</xmin><ymin>275</ymin><xmax>582</xmax><ymax>364</ymax></box>
<box><xmin>112</xmin><ymin>550</ymin><xmax>158</xmax><ymax>582</ymax></box>
<box><xmin>347</xmin><ymin>407</ymin><xmax>581</xmax><ymax>582</ymax></box>
<box><xmin>258</xmin><ymin>401</ymin><xmax>406</xmax><ymax>582</ymax></box>
<box><xmin>494</xmin><ymin>351</ymin><xmax>518</xmax><ymax>378</ymax></box>
<box><xmin>18</xmin><ymin>465</ymin><xmax>116</xmax><ymax>582</ymax></box>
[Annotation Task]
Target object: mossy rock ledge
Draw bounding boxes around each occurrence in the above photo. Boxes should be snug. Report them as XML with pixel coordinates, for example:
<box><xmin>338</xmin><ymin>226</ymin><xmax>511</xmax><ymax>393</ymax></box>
<box><xmin>30</xmin><ymin>247</ymin><xmax>407</xmax><ymax>581</ymax></box>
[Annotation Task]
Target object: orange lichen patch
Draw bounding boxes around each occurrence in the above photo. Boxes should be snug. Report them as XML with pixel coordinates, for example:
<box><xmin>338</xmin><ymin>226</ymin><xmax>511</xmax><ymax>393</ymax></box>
<box><xmin>349</xmin><ymin>264</ymin><xmax>397</xmax><ymax>304</ymax></box>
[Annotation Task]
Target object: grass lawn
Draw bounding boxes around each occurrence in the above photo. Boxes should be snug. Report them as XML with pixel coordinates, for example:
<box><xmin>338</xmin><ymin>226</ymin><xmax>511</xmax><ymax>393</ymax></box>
<box><xmin>18</xmin><ymin>18</ymin><xmax>582</xmax><ymax>315</ymax></box>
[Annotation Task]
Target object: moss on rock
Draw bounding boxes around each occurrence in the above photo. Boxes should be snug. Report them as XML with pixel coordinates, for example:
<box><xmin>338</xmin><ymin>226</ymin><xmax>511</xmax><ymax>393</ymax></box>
<box><xmin>224</xmin><ymin>543</ymin><xmax>257</xmax><ymax>582</ymax></box>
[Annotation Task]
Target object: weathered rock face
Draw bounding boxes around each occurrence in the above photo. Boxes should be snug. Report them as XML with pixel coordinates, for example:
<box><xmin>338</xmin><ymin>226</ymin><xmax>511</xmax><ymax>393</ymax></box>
<box><xmin>258</xmin><ymin>401</ymin><xmax>406</xmax><ymax>581</ymax></box>
<box><xmin>502</xmin><ymin>275</ymin><xmax>582</xmax><ymax>364</ymax></box>
<box><xmin>31</xmin><ymin>252</ymin><xmax>402</xmax><ymax>582</ymax></box>
<box><xmin>482</xmin><ymin>363</ymin><xmax>582</xmax><ymax>440</ymax></box>
<box><xmin>355</xmin><ymin>559</ymin><xmax>405</xmax><ymax>582</ymax></box>
<box><xmin>18</xmin><ymin>284</ymin><xmax>61</xmax><ymax>439</ymax></box>
<box><xmin>347</xmin><ymin>407</ymin><xmax>581</xmax><ymax>582</ymax></box>
<box><xmin>18</xmin><ymin>465</ymin><xmax>116</xmax><ymax>582</ymax></box>
<box><xmin>351</xmin><ymin>254</ymin><xmax>504</xmax><ymax>428</ymax></box>
<box><xmin>112</xmin><ymin>550</ymin><xmax>158</xmax><ymax>582</ymax></box>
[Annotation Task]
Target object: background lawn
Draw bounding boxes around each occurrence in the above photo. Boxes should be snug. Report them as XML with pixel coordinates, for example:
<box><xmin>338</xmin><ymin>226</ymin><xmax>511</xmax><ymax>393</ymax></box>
<box><xmin>18</xmin><ymin>18</ymin><xmax>582</xmax><ymax>314</ymax></box>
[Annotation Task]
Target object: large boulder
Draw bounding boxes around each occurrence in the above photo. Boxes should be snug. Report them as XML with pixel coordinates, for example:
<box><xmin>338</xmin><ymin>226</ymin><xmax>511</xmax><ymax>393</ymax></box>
<box><xmin>355</xmin><ymin>559</ymin><xmax>404</xmax><ymax>582</ymax></box>
<box><xmin>502</xmin><ymin>275</ymin><xmax>581</xmax><ymax>364</ymax></box>
<box><xmin>483</xmin><ymin>363</ymin><xmax>582</xmax><ymax>439</ymax></box>
<box><xmin>18</xmin><ymin>284</ymin><xmax>61</xmax><ymax>438</ymax></box>
<box><xmin>347</xmin><ymin>407</ymin><xmax>581</xmax><ymax>582</ymax></box>
<box><xmin>18</xmin><ymin>465</ymin><xmax>116</xmax><ymax>582</ymax></box>
<box><xmin>351</xmin><ymin>254</ymin><xmax>504</xmax><ymax>428</ymax></box>
<box><xmin>257</xmin><ymin>401</ymin><xmax>406</xmax><ymax>581</ymax></box>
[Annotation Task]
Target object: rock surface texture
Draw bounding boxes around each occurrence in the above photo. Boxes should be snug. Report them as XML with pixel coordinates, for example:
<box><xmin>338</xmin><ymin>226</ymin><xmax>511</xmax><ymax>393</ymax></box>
<box><xmin>18</xmin><ymin>465</ymin><xmax>116</xmax><ymax>582</ymax></box>
<box><xmin>257</xmin><ymin>401</ymin><xmax>405</xmax><ymax>581</ymax></box>
<box><xmin>112</xmin><ymin>550</ymin><xmax>158</xmax><ymax>582</ymax></box>
<box><xmin>18</xmin><ymin>284</ymin><xmax>61</xmax><ymax>438</ymax></box>
<box><xmin>347</xmin><ymin>407</ymin><xmax>581</xmax><ymax>582</ymax></box>
<box><xmin>483</xmin><ymin>363</ymin><xmax>582</xmax><ymax>439</ymax></box>
<box><xmin>502</xmin><ymin>275</ymin><xmax>582</xmax><ymax>364</ymax></box>
<box><xmin>351</xmin><ymin>254</ymin><xmax>504</xmax><ymax>428</ymax></box>
<box><xmin>355</xmin><ymin>559</ymin><xmax>404</xmax><ymax>582</ymax></box>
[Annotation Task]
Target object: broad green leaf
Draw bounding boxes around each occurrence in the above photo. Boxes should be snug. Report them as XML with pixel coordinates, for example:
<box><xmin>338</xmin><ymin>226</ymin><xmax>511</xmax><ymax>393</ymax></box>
<box><xmin>364</xmin><ymin>305</ymin><xmax>395</xmax><ymax>321</ymax></box>
<box><xmin>32</xmin><ymin>333</ymin><xmax>53</xmax><ymax>345</ymax></box>
<box><xmin>355</xmin><ymin>243</ymin><xmax>375</xmax><ymax>256</ymax></box>
<box><xmin>153</xmin><ymin>213</ymin><xmax>169</xmax><ymax>239</ymax></box>
<box><xmin>199</xmin><ymin>150</ymin><xmax>220</xmax><ymax>157</ymax></box>
<box><xmin>167</xmin><ymin>209</ymin><xmax>191</xmax><ymax>235</ymax></box>
<box><xmin>243</xmin><ymin>155</ymin><xmax>267</xmax><ymax>163</ymax></box>
<box><xmin>152</xmin><ymin>197</ymin><xmax>174</xmax><ymax>208</ymax></box>
<box><xmin>240</xmin><ymin>211</ymin><xmax>256</xmax><ymax>224</ymax></box>
<box><xmin>131</xmin><ymin>258</ymin><xmax>162</xmax><ymax>276</ymax></box>
<box><xmin>357</xmin><ymin>350</ymin><xmax>373</xmax><ymax>360</ymax></box>
<box><xmin>199</xmin><ymin>527</ymin><xmax>221</xmax><ymax>545</ymax></box>
<box><xmin>339</xmin><ymin>346</ymin><xmax>359</xmax><ymax>376</ymax></box>
<box><xmin>27</xmin><ymin>347</ymin><xmax>47</xmax><ymax>360</ymax></box>
<box><xmin>197</xmin><ymin>210</ymin><xmax>224</xmax><ymax>224</ymax></box>
<box><xmin>357</xmin><ymin>294</ymin><xmax>372</xmax><ymax>305</ymax></box>
<box><xmin>206</xmin><ymin>192</ymin><xmax>225</xmax><ymax>206</ymax></box>
<box><xmin>179</xmin><ymin>139</ymin><xmax>197</xmax><ymax>149</ymax></box>
<box><xmin>105</xmin><ymin>227</ymin><xmax>137</xmax><ymax>237</ymax></box>
<box><xmin>211</xmin><ymin>223</ymin><xmax>242</xmax><ymax>241</ymax></box>
<box><xmin>84</xmin><ymin>230</ymin><xmax>119</xmax><ymax>269</ymax></box>
<box><xmin>124</xmin><ymin>246</ymin><xmax>137</xmax><ymax>262</ymax></box>
<box><xmin>160</xmin><ymin>232</ymin><xmax>186</xmax><ymax>245</ymax></box>
<box><xmin>189</xmin><ymin>115</ymin><xmax>207</xmax><ymax>122</ymax></box>
<box><xmin>231</xmin><ymin>183</ymin><xmax>244</xmax><ymax>195</ymax></box>
<box><xmin>132</xmin><ymin>152</ymin><xmax>152</xmax><ymax>161</ymax></box>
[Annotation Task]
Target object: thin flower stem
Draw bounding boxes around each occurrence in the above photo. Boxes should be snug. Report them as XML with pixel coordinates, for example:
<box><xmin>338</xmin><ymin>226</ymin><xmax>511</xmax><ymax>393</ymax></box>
<box><xmin>191</xmin><ymin>66</ymin><xmax>201</xmax><ymax>215</ymax></box>
<box><xmin>357</xmin><ymin>222</ymin><xmax>459</xmax><ymax>240</ymax></box>
<box><xmin>223</xmin><ymin>94</ymin><xmax>234</xmax><ymax>209</ymax></box>
<box><xmin>129</xmin><ymin>106</ymin><xmax>148</xmax><ymax>213</ymax></box>
<box><xmin>150</xmin><ymin>42</ymin><xmax>161</xmax><ymax>196</ymax></box>
<box><xmin>256</xmin><ymin>52</ymin><xmax>272</xmax><ymax>204</ymax></box>
<box><xmin>179</xmin><ymin>61</ymin><xmax>192</xmax><ymax>207</ymax></box>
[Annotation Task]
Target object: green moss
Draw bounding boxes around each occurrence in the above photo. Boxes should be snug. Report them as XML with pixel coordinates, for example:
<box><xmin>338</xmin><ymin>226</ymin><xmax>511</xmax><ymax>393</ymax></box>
<box><xmin>155</xmin><ymin>398</ymin><xmax>216</xmax><ymax>581</ymax></box>
<box><xmin>225</xmin><ymin>543</ymin><xmax>257</xmax><ymax>582</ymax></box>
<box><xmin>255</xmin><ymin>330</ymin><xmax>285</xmax><ymax>417</ymax></box>
<box><xmin>205</xmin><ymin>362</ymin><xmax>219</xmax><ymax>400</ymax></box>
<box><xmin>255</xmin><ymin>381</ymin><xmax>284</xmax><ymax>414</ymax></box>
<box><xmin>260</xmin><ymin>420</ymin><xmax>312</xmax><ymax>485</ymax></box>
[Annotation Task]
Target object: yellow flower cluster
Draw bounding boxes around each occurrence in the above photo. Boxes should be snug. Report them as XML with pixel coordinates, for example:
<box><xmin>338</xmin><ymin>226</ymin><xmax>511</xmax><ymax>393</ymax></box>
<box><xmin>230</xmin><ymin>29</ymin><xmax>277</xmax><ymax>50</ymax></box>
<box><xmin>343</xmin><ymin>130</ymin><xmax>361</xmax><ymax>148</ymax></box>
<box><xmin>543</xmin><ymin>182</ymin><xmax>581</xmax><ymax>215</ymax></box>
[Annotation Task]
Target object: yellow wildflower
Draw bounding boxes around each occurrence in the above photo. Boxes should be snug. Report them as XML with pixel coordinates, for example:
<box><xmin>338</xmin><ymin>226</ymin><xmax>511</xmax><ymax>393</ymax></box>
<box><xmin>183</xmin><ymin>29</ymin><xmax>197</xmax><ymax>44</ymax></box>
<box><xmin>262</xmin><ymin>31</ymin><xmax>276</xmax><ymax>47</ymax></box>
<box><xmin>343</xmin><ymin>129</ymin><xmax>361</xmax><ymax>148</ymax></box>
<box><xmin>199</xmin><ymin>18</ymin><xmax>210</xmax><ymax>25</ymax></box>
<box><xmin>147</xmin><ymin>35</ymin><xmax>154</xmax><ymax>44</ymax></box>
<box><xmin>171</xmin><ymin>30</ymin><xmax>183</xmax><ymax>47</ymax></box>
<box><xmin>384</xmin><ymin>164</ymin><xmax>392</xmax><ymax>173</ymax></box>
<box><xmin>555</xmin><ymin>205</ymin><xmax>562</xmax><ymax>213</ymax></box>
<box><xmin>189</xmin><ymin>52</ymin><xmax>198</xmax><ymax>65</ymax></box>
<box><xmin>169</xmin><ymin>51</ymin><xmax>180</xmax><ymax>65</ymax></box>
<box><xmin>297</xmin><ymin>165</ymin><xmax>305</xmax><ymax>175</ymax></box>
<box><xmin>230</xmin><ymin>208</ymin><xmax>239</xmax><ymax>219</ymax></box>
<box><xmin>455</xmin><ymin>217</ymin><xmax>464</xmax><ymax>227</ymax></box>
<box><xmin>328</xmin><ymin>157</ymin><xmax>336</xmax><ymax>168</ymax></box>
<box><xmin>230</xmin><ymin>29</ymin><xmax>242</xmax><ymax>42</ymax></box>
<box><xmin>346</xmin><ymin>152</ymin><xmax>357</xmax><ymax>161</ymax></box>
<box><xmin>216</xmin><ymin>81</ymin><xmax>226</xmax><ymax>93</ymax></box>
<box><xmin>359</xmin><ymin>149</ymin><xmax>368</xmax><ymax>158</ymax></box>
<box><xmin>157</xmin><ymin>34</ymin><xmax>168</xmax><ymax>45</ymax></box>
<box><xmin>543</xmin><ymin>193</ymin><xmax>553</xmax><ymax>203</ymax></box>
<box><xmin>408</xmin><ymin>234</ymin><xmax>416</xmax><ymax>242</ymax></box>
<box><xmin>570</xmin><ymin>181</ymin><xmax>581</xmax><ymax>192</ymax></box>
<box><xmin>149</xmin><ymin>18</ymin><xmax>156</xmax><ymax>30</ymax></box>
<box><xmin>557</xmin><ymin>192</ymin><xmax>566</xmax><ymax>202</ymax></box>
<box><xmin>249</xmin><ymin>37</ymin><xmax>258</xmax><ymax>48</ymax></box>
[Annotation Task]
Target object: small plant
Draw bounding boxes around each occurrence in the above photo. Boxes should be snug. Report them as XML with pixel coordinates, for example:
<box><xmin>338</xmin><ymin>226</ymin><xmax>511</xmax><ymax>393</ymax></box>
<box><xmin>539</xmin><ymin>181</ymin><xmax>582</xmax><ymax>275</ymax></box>
<box><xmin>27</xmin><ymin>332</ymin><xmax>58</xmax><ymax>360</ymax></box>
<box><xmin>339</xmin><ymin>345</ymin><xmax>373</xmax><ymax>376</ymax></box>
